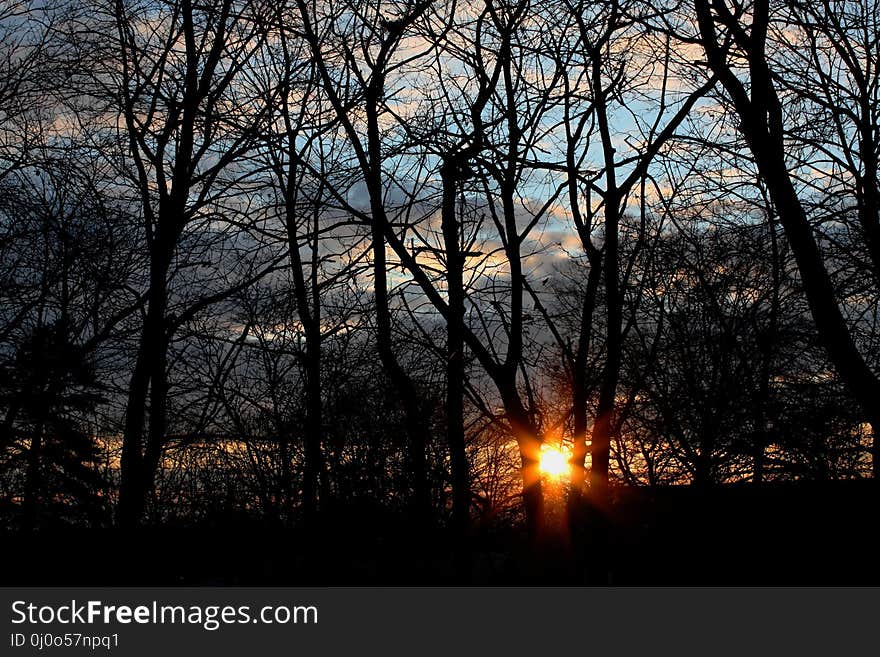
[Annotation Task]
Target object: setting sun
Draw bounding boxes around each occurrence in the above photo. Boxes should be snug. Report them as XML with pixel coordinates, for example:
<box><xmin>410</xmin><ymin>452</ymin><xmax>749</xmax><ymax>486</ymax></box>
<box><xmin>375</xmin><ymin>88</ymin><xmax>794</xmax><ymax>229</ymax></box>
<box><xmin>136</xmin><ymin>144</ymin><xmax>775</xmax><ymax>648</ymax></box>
<box><xmin>539</xmin><ymin>444</ymin><xmax>570</xmax><ymax>479</ymax></box>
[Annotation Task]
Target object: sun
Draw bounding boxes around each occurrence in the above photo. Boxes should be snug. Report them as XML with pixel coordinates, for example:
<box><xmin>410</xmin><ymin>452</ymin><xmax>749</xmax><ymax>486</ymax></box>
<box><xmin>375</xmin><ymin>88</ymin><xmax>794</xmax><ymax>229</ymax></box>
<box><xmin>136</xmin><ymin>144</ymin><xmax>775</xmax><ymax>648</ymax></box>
<box><xmin>539</xmin><ymin>444</ymin><xmax>570</xmax><ymax>479</ymax></box>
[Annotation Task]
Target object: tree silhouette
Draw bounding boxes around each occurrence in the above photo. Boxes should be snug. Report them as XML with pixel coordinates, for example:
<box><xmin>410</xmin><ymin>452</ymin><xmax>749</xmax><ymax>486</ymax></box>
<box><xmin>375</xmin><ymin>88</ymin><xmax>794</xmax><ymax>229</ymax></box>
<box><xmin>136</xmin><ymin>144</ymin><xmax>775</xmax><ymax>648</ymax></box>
<box><xmin>0</xmin><ymin>323</ymin><xmax>109</xmax><ymax>528</ymax></box>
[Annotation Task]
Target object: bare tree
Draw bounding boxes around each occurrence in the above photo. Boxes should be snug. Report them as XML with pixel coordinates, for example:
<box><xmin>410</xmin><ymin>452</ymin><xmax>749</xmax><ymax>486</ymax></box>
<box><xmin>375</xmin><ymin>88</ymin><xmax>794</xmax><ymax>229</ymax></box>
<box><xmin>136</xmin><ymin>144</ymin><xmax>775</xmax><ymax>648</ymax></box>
<box><xmin>97</xmin><ymin>0</ymin><xmax>280</xmax><ymax>525</ymax></box>
<box><xmin>692</xmin><ymin>0</ymin><xmax>880</xmax><ymax>476</ymax></box>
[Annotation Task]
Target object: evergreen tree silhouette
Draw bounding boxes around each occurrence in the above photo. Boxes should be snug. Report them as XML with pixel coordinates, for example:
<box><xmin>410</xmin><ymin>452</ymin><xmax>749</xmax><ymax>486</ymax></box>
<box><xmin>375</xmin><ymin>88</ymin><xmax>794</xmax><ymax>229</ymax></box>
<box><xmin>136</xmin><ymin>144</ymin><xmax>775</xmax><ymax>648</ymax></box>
<box><xmin>0</xmin><ymin>323</ymin><xmax>109</xmax><ymax>529</ymax></box>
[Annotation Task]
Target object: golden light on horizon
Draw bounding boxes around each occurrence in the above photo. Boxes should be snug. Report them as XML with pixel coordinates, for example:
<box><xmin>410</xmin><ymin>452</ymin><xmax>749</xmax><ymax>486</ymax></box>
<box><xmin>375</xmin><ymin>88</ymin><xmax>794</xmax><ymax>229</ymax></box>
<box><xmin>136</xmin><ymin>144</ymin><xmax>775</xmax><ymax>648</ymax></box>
<box><xmin>539</xmin><ymin>444</ymin><xmax>570</xmax><ymax>479</ymax></box>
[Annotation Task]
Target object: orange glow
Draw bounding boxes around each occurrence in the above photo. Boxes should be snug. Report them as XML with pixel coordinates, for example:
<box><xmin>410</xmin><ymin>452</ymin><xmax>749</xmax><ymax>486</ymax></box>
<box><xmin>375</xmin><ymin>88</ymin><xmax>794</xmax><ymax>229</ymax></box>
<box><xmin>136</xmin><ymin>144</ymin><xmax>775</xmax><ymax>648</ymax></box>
<box><xmin>539</xmin><ymin>444</ymin><xmax>570</xmax><ymax>479</ymax></box>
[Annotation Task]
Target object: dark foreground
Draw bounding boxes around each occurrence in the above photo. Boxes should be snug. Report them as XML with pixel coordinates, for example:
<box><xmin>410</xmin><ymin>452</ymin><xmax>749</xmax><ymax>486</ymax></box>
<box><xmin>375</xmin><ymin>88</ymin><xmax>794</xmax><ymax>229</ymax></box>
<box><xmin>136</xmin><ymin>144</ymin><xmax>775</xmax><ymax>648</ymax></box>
<box><xmin>4</xmin><ymin>480</ymin><xmax>879</xmax><ymax>585</ymax></box>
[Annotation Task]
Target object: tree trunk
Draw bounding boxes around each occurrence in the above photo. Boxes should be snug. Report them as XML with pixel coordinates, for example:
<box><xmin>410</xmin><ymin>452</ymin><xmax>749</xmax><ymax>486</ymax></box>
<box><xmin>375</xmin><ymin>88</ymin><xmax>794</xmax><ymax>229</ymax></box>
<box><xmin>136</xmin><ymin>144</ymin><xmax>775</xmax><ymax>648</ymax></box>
<box><xmin>440</xmin><ymin>162</ymin><xmax>470</xmax><ymax>543</ymax></box>
<box><xmin>362</xmin><ymin>79</ymin><xmax>431</xmax><ymax>524</ymax></box>
<box><xmin>587</xmin><ymin>34</ymin><xmax>624</xmax><ymax>507</ymax></box>
<box><xmin>589</xmin><ymin>185</ymin><xmax>622</xmax><ymax>509</ymax></box>
<box><xmin>499</xmin><ymin>381</ymin><xmax>544</xmax><ymax>545</ymax></box>
<box><xmin>301</xmin><ymin>323</ymin><xmax>323</xmax><ymax>520</ymax></box>
<box><xmin>753</xmin><ymin>217</ymin><xmax>780</xmax><ymax>484</ymax></box>
<box><xmin>285</xmin><ymin>183</ymin><xmax>324</xmax><ymax>522</ymax></box>
<box><xmin>117</xmin><ymin>238</ymin><xmax>172</xmax><ymax>528</ymax></box>
<box><xmin>569</xmin><ymin>252</ymin><xmax>603</xmax><ymax>501</ymax></box>
<box><xmin>117</xmin><ymin>338</ymin><xmax>150</xmax><ymax>528</ymax></box>
<box><xmin>370</xmin><ymin>215</ymin><xmax>431</xmax><ymax>523</ymax></box>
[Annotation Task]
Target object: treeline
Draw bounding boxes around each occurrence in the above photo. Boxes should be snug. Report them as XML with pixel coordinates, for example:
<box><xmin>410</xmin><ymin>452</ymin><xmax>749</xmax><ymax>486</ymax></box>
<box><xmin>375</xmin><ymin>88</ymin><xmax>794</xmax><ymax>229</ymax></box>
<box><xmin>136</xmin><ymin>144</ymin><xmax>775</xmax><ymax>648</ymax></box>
<box><xmin>0</xmin><ymin>0</ymin><xmax>878</xmax><ymax>542</ymax></box>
